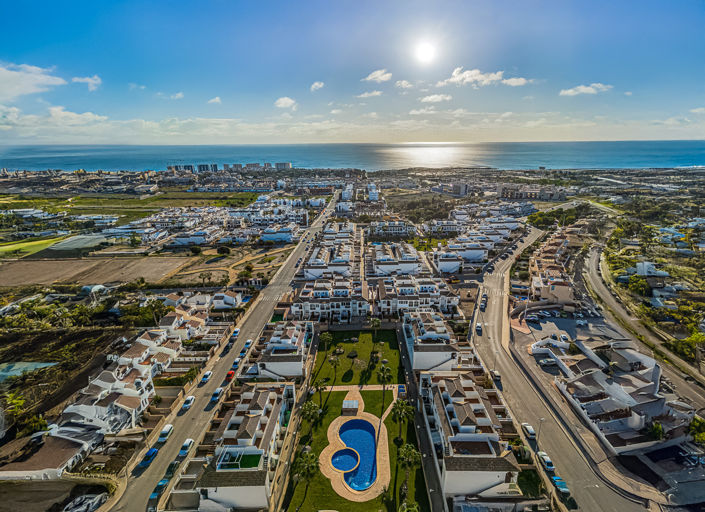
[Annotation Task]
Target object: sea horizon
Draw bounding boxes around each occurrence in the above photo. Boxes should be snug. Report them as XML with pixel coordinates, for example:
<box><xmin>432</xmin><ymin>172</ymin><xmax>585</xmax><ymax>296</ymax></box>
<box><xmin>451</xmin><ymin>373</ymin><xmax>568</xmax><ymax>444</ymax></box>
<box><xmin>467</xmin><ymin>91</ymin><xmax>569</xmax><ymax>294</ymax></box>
<box><xmin>1</xmin><ymin>140</ymin><xmax>705</xmax><ymax>172</ymax></box>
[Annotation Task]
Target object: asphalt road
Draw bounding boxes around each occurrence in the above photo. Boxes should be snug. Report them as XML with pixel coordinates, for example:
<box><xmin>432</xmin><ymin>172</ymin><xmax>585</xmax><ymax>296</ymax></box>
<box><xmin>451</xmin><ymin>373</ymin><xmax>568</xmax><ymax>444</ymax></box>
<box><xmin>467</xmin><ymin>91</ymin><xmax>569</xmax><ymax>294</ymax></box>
<box><xmin>112</xmin><ymin>194</ymin><xmax>338</xmax><ymax>512</ymax></box>
<box><xmin>584</xmin><ymin>246</ymin><xmax>705</xmax><ymax>409</ymax></box>
<box><xmin>473</xmin><ymin>227</ymin><xmax>646</xmax><ymax>512</ymax></box>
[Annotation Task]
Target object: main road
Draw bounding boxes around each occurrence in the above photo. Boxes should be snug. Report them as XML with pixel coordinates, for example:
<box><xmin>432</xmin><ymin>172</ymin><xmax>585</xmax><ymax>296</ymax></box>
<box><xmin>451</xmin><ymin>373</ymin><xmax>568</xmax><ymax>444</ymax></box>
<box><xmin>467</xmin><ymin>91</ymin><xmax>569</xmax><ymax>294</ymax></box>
<box><xmin>472</xmin><ymin>226</ymin><xmax>647</xmax><ymax>512</ymax></box>
<box><xmin>112</xmin><ymin>192</ymin><xmax>338</xmax><ymax>512</ymax></box>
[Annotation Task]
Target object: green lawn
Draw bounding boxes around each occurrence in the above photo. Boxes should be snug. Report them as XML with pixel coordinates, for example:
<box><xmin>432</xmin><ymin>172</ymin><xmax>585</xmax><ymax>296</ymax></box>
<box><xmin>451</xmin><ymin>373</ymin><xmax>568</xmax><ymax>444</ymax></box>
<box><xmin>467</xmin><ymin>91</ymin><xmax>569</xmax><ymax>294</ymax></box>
<box><xmin>0</xmin><ymin>236</ymin><xmax>67</xmax><ymax>258</ymax></box>
<box><xmin>285</xmin><ymin>390</ymin><xmax>429</xmax><ymax>512</ymax></box>
<box><xmin>313</xmin><ymin>330</ymin><xmax>403</xmax><ymax>387</ymax></box>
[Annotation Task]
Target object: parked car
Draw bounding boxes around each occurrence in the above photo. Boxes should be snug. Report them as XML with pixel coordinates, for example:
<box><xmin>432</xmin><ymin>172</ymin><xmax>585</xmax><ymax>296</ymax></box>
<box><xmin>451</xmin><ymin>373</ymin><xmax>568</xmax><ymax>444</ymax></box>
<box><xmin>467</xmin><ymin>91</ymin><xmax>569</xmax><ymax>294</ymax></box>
<box><xmin>225</xmin><ymin>370</ymin><xmax>235</xmax><ymax>382</ymax></box>
<box><xmin>139</xmin><ymin>448</ymin><xmax>159</xmax><ymax>468</ymax></box>
<box><xmin>181</xmin><ymin>395</ymin><xmax>195</xmax><ymax>411</ymax></box>
<box><xmin>526</xmin><ymin>315</ymin><xmax>540</xmax><ymax>323</ymax></box>
<box><xmin>490</xmin><ymin>369</ymin><xmax>501</xmax><ymax>381</ymax></box>
<box><xmin>239</xmin><ymin>350</ymin><xmax>247</xmax><ymax>358</ymax></box>
<box><xmin>244</xmin><ymin>339</ymin><xmax>252</xmax><ymax>348</ymax></box>
<box><xmin>165</xmin><ymin>460</ymin><xmax>181</xmax><ymax>479</ymax></box>
<box><xmin>576</xmin><ymin>320</ymin><xmax>587</xmax><ymax>326</ymax></box>
<box><xmin>551</xmin><ymin>476</ymin><xmax>571</xmax><ymax>495</ymax></box>
<box><xmin>560</xmin><ymin>334</ymin><xmax>570</xmax><ymax>342</ymax></box>
<box><xmin>178</xmin><ymin>439</ymin><xmax>194</xmax><ymax>458</ymax></box>
<box><xmin>521</xmin><ymin>422</ymin><xmax>536</xmax><ymax>440</ymax></box>
<box><xmin>475</xmin><ymin>323</ymin><xmax>483</xmax><ymax>336</ymax></box>
<box><xmin>539</xmin><ymin>358</ymin><xmax>557</xmax><ymax>367</ymax></box>
<box><xmin>157</xmin><ymin>424</ymin><xmax>174</xmax><ymax>443</ymax></box>
<box><xmin>232</xmin><ymin>358</ymin><xmax>241</xmax><ymax>369</ymax></box>
<box><xmin>479</xmin><ymin>301</ymin><xmax>487</xmax><ymax>312</ymax></box>
<box><xmin>231</xmin><ymin>328</ymin><xmax>240</xmax><ymax>339</ymax></box>
<box><xmin>211</xmin><ymin>387</ymin><xmax>224</xmax><ymax>403</ymax></box>
<box><xmin>149</xmin><ymin>479</ymin><xmax>170</xmax><ymax>500</ymax></box>
<box><xmin>200</xmin><ymin>371</ymin><xmax>213</xmax><ymax>384</ymax></box>
<box><xmin>537</xmin><ymin>451</ymin><xmax>555</xmax><ymax>472</ymax></box>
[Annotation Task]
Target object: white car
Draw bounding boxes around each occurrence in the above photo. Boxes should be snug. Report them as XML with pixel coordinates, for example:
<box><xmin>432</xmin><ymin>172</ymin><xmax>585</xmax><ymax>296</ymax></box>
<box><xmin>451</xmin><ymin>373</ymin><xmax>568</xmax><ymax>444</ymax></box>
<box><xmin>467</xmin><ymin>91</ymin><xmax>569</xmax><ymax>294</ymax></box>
<box><xmin>182</xmin><ymin>395</ymin><xmax>195</xmax><ymax>411</ymax></box>
<box><xmin>521</xmin><ymin>422</ymin><xmax>536</xmax><ymax>440</ymax></box>
<box><xmin>560</xmin><ymin>334</ymin><xmax>570</xmax><ymax>342</ymax></box>
<box><xmin>537</xmin><ymin>451</ymin><xmax>555</xmax><ymax>472</ymax></box>
<box><xmin>200</xmin><ymin>371</ymin><xmax>213</xmax><ymax>384</ymax></box>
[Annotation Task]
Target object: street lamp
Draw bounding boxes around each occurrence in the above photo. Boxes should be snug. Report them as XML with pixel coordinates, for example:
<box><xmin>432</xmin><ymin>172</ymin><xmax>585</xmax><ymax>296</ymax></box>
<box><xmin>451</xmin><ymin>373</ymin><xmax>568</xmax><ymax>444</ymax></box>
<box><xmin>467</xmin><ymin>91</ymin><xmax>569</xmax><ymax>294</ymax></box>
<box><xmin>536</xmin><ymin>417</ymin><xmax>546</xmax><ymax>445</ymax></box>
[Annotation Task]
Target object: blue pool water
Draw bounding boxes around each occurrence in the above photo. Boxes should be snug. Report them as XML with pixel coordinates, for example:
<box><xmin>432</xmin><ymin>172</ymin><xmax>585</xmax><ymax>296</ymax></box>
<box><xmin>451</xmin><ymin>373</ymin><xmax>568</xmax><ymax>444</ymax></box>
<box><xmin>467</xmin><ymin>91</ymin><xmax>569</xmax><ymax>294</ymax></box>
<box><xmin>336</xmin><ymin>419</ymin><xmax>377</xmax><ymax>491</ymax></box>
<box><xmin>331</xmin><ymin>448</ymin><xmax>358</xmax><ymax>472</ymax></box>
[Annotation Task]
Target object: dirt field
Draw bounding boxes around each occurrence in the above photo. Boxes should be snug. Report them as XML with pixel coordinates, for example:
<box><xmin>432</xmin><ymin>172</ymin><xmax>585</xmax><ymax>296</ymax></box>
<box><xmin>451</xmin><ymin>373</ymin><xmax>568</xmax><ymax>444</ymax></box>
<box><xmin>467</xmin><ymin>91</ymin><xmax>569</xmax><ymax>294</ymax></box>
<box><xmin>0</xmin><ymin>256</ymin><xmax>192</xmax><ymax>286</ymax></box>
<box><xmin>0</xmin><ymin>480</ymin><xmax>108</xmax><ymax>512</ymax></box>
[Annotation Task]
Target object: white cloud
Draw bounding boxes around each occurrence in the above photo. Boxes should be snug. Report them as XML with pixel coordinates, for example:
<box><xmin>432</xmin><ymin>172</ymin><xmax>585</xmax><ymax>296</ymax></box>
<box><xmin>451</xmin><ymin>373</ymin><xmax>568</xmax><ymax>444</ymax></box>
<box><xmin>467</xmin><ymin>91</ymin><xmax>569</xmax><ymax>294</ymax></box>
<box><xmin>207</xmin><ymin>96</ymin><xmax>222</xmax><ymax>104</ymax></box>
<box><xmin>522</xmin><ymin>95</ymin><xmax>534</xmax><ymax>101</ymax></box>
<box><xmin>72</xmin><ymin>75</ymin><xmax>102</xmax><ymax>91</ymax></box>
<box><xmin>395</xmin><ymin>80</ymin><xmax>413</xmax><ymax>89</ymax></box>
<box><xmin>420</xmin><ymin>94</ymin><xmax>452</xmax><ymax>103</ymax></box>
<box><xmin>0</xmin><ymin>63</ymin><xmax>67</xmax><ymax>102</ymax></box>
<box><xmin>129</xmin><ymin>83</ymin><xmax>146</xmax><ymax>91</ymax></box>
<box><xmin>624</xmin><ymin>91</ymin><xmax>633</xmax><ymax>96</ymax></box>
<box><xmin>409</xmin><ymin>106</ymin><xmax>437</xmax><ymax>115</ymax></box>
<box><xmin>502</xmin><ymin>77</ymin><xmax>528</xmax><ymax>87</ymax></box>
<box><xmin>330</xmin><ymin>109</ymin><xmax>342</xmax><ymax>114</ymax></box>
<box><xmin>690</xmin><ymin>107</ymin><xmax>705</xmax><ymax>114</ymax></box>
<box><xmin>310</xmin><ymin>81</ymin><xmax>325</xmax><ymax>92</ymax></box>
<box><xmin>436</xmin><ymin>67</ymin><xmax>504</xmax><ymax>87</ymax></box>
<box><xmin>363</xmin><ymin>112</ymin><xmax>378</xmax><ymax>119</ymax></box>
<box><xmin>362</xmin><ymin>69</ymin><xmax>392</xmax><ymax>83</ymax></box>
<box><xmin>356</xmin><ymin>90</ymin><xmax>382</xmax><ymax>98</ymax></box>
<box><xmin>274</xmin><ymin>96</ymin><xmax>298</xmax><ymax>110</ymax></box>
<box><xmin>47</xmin><ymin>106</ymin><xmax>107</xmax><ymax>125</ymax></box>
<box><xmin>559</xmin><ymin>83</ymin><xmax>613</xmax><ymax>96</ymax></box>
<box><xmin>170</xmin><ymin>92</ymin><xmax>184</xmax><ymax>100</ymax></box>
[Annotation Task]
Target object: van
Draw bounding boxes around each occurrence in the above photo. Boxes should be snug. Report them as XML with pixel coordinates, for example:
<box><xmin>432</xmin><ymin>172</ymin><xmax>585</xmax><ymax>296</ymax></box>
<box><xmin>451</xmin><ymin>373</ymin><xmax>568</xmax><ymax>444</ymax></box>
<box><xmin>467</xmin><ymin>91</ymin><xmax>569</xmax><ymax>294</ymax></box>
<box><xmin>157</xmin><ymin>424</ymin><xmax>174</xmax><ymax>443</ymax></box>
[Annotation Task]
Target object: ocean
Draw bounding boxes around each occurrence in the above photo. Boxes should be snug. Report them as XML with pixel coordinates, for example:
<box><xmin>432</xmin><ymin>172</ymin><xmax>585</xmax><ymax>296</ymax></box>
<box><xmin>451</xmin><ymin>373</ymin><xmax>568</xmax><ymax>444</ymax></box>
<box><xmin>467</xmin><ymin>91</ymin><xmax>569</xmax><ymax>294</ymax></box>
<box><xmin>1</xmin><ymin>141</ymin><xmax>704</xmax><ymax>172</ymax></box>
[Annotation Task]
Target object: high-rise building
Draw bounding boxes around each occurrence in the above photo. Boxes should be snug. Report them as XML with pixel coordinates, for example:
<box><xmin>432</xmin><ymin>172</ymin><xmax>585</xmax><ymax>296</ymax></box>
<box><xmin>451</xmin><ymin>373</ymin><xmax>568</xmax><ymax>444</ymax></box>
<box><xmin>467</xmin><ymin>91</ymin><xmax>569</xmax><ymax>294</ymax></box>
<box><xmin>275</xmin><ymin>162</ymin><xmax>292</xmax><ymax>170</ymax></box>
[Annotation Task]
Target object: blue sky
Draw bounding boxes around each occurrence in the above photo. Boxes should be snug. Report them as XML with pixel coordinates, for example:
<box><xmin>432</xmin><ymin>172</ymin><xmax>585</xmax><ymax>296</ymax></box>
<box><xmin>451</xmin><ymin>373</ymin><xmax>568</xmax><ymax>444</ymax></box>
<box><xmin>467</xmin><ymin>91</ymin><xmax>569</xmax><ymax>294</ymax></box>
<box><xmin>1</xmin><ymin>0</ymin><xmax>704</xmax><ymax>143</ymax></box>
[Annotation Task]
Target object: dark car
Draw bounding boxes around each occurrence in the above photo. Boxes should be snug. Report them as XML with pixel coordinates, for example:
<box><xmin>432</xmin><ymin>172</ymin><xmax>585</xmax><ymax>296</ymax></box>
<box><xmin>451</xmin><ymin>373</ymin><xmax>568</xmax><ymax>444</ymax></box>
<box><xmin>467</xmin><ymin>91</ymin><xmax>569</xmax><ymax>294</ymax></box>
<box><xmin>165</xmin><ymin>460</ymin><xmax>181</xmax><ymax>479</ymax></box>
<box><xmin>149</xmin><ymin>479</ymin><xmax>169</xmax><ymax>500</ymax></box>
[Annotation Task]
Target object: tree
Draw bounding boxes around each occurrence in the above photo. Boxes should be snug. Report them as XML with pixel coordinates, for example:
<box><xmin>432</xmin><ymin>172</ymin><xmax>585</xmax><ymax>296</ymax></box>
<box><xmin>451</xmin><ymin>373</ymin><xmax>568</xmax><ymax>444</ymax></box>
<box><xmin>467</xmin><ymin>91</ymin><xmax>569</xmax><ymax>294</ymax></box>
<box><xmin>399</xmin><ymin>502</ymin><xmax>420</xmax><ymax>512</ymax></box>
<box><xmin>4</xmin><ymin>391</ymin><xmax>26</xmax><ymax>421</ymax></box>
<box><xmin>647</xmin><ymin>421</ymin><xmax>664</xmax><ymax>440</ymax></box>
<box><xmin>319</xmin><ymin>331</ymin><xmax>333</xmax><ymax>357</ymax></box>
<box><xmin>199</xmin><ymin>271</ymin><xmax>213</xmax><ymax>287</ymax></box>
<box><xmin>293</xmin><ymin>451</ymin><xmax>319</xmax><ymax>504</ymax></box>
<box><xmin>217</xmin><ymin>246</ymin><xmax>231</xmax><ymax>255</ymax></box>
<box><xmin>377</xmin><ymin>364</ymin><xmax>393</xmax><ymax>409</ymax></box>
<box><xmin>628</xmin><ymin>275</ymin><xmax>650</xmax><ymax>296</ymax></box>
<box><xmin>329</xmin><ymin>355</ymin><xmax>340</xmax><ymax>384</ymax></box>
<box><xmin>370</xmin><ymin>317</ymin><xmax>381</xmax><ymax>342</ymax></box>
<box><xmin>190</xmin><ymin>246</ymin><xmax>202</xmax><ymax>255</ymax></box>
<box><xmin>313</xmin><ymin>379</ymin><xmax>325</xmax><ymax>407</ymax></box>
<box><xmin>398</xmin><ymin>443</ymin><xmax>421</xmax><ymax>494</ymax></box>
<box><xmin>301</xmin><ymin>400</ymin><xmax>320</xmax><ymax>438</ymax></box>
<box><xmin>391</xmin><ymin>399</ymin><xmax>414</xmax><ymax>441</ymax></box>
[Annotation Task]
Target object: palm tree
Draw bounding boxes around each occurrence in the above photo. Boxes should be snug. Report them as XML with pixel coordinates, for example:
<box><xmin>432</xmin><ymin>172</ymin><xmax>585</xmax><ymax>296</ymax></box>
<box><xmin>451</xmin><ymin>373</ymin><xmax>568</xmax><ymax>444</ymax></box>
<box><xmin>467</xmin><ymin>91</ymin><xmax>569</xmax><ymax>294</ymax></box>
<box><xmin>329</xmin><ymin>355</ymin><xmax>340</xmax><ymax>384</ymax></box>
<box><xmin>319</xmin><ymin>332</ymin><xmax>333</xmax><ymax>357</ymax></box>
<box><xmin>377</xmin><ymin>364</ymin><xmax>393</xmax><ymax>413</ymax></box>
<box><xmin>398</xmin><ymin>443</ymin><xmax>421</xmax><ymax>494</ymax></box>
<box><xmin>391</xmin><ymin>399</ymin><xmax>414</xmax><ymax>441</ymax></box>
<box><xmin>301</xmin><ymin>400</ymin><xmax>320</xmax><ymax>438</ymax></box>
<box><xmin>198</xmin><ymin>271</ymin><xmax>212</xmax><ymax>287</ymax></box>
<box><xmin>293</xmin><ymin>451</ymin><xmax>319</xmax><ymax>504</ymax></box>
<box><xmin>312</xmin><ymin>379</ymin><xmax>325</xmax><ymax>407</ymax></box>
<box><xmin>369</xmin><ymin>317</ymin><xmax>381</xmax><ymax>346</ymax></box>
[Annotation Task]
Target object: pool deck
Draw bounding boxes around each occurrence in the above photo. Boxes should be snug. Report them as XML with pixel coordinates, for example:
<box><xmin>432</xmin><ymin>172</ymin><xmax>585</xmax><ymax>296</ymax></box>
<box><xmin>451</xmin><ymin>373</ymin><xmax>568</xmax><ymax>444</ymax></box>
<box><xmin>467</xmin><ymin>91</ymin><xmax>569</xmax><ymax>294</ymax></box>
<box><xmin>319</xmin><ymin>385</ymin><xmax>397</xmax><ymax>502</ymax></box>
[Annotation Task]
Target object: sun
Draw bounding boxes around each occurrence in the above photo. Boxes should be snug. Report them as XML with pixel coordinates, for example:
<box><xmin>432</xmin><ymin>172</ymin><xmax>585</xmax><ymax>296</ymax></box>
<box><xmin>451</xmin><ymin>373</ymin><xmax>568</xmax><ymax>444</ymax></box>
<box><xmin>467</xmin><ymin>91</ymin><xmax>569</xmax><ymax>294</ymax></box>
<box><xmin>415</xmin><ymin>41</ymin><xmax>436</xmax><ymax>64</ymax></box>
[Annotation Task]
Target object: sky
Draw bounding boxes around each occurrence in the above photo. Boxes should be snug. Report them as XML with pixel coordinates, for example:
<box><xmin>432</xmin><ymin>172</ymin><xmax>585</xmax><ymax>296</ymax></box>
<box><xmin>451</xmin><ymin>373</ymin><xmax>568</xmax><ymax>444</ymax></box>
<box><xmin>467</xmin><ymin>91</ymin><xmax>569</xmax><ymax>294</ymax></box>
<box><xmin>0</xmin><ymin>0</ymin><xmax>704</xmax><ymax>144</ymax></box>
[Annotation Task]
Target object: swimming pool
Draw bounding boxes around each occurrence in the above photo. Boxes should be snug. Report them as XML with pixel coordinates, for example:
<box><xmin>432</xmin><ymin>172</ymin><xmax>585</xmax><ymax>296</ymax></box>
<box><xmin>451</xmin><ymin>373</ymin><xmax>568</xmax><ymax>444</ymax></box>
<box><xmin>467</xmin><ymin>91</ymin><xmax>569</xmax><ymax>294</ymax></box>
<box><xmin>330</xmin><ymin>419</ymin><xmax>377</xmax><ymax>491</ymax></box>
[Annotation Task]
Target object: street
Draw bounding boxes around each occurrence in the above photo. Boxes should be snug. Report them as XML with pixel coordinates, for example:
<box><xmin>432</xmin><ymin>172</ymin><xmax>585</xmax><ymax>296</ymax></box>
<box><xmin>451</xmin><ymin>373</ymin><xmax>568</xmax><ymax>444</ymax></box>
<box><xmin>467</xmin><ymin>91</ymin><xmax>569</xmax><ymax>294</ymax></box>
<box><xmin>111</xmin><ymin>194</ymin><xmax>337</xmax><ymax>511</ymax></box>
<box><xmin>472</xmin><ymin>227</ymin><xmax>647</xmax><ymax>512</ymax></box>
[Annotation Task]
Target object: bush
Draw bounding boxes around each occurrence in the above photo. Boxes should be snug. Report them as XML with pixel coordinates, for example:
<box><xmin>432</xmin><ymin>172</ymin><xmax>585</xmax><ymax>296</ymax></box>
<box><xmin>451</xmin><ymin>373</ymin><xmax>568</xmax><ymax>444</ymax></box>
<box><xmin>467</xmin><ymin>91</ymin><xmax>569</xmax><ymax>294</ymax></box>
<box><xmin>190</xmin><ymin>246</ymin><xmax>202</xmax><ymax>255</ymax></box>
<box><xmin>217</xmin><ymin>246</ymin><xmax>231</xmax><ymax>255</ymax></box>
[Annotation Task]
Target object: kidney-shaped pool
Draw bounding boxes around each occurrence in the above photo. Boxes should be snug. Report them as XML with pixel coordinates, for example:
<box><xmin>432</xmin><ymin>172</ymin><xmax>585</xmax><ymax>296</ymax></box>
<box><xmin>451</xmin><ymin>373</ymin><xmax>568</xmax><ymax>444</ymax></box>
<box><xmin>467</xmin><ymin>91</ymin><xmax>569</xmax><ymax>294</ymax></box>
<box><xmin>330</xmin><ymin>418</ymin><xmax>377</xmax><ymax>491</ymax></box>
